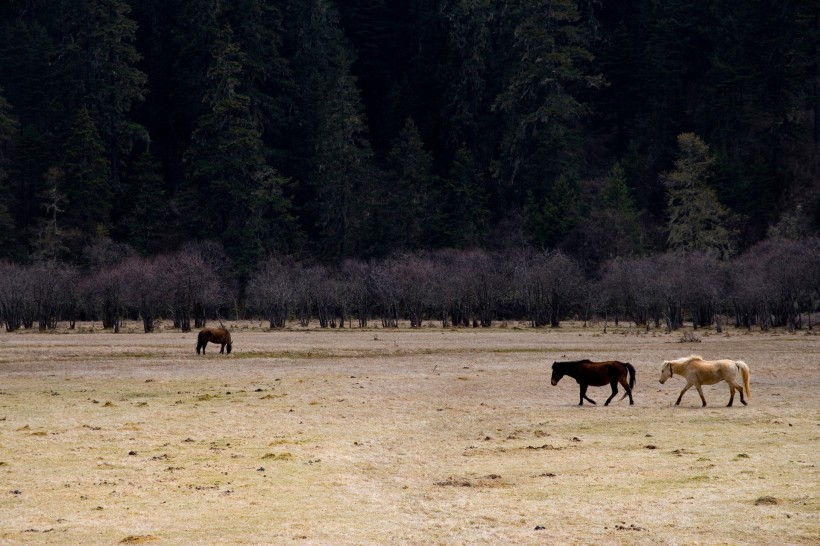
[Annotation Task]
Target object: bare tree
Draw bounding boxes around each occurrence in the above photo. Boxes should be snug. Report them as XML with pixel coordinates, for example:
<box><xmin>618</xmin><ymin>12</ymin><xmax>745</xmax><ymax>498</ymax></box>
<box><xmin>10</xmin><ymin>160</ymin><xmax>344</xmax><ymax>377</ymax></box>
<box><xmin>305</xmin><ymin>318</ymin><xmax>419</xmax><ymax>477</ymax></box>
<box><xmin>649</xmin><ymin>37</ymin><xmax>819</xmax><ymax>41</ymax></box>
<box><xmin>341</xmin><ymin>259</ymin><xmax>372</xmax><ymax>327</ymax></box>
<box><xmin>680</xmin><ymin>252</ymin><xmax>724</xmax><ymax>330</ymax></box>
<box><xmin>83</xmin><ymin>265</ymin><xmax>127</xmax><ymax>332</ymax></box>
<box><xmin>426</xmin><ymin>250</ymin><xmax>464</xmax><ymax>327</ymax></box>
<box><xmin>0</xmin><ymin>262</ymin><xmax>27</xmax><ymax>331</ymax></box>
<box><xmin>371</xmin><ymin>258</ymin><xmax>401</xmax><ymax>327</ymax></box>
<box><xmin>730</xmin><ymin>238</ymin><xmax>819</xmax><ymax>332</ymax></box>
<box><xmin>516</xmin><ymin>250</ymin><xmax>582</xmax><ymax>328</ymax></box>
<box><xmin>29</xmin><ymin>260</ymin><xmax>75</xmax><ymax>330</ymax></box>
<box><xmin>247</xmin><ymin>256</ymin><xmax>296</xmax><ymax>328</ymax></box>
<box><xmin>159</xmin><ymin>249</ymin><xmax>221</xmax><ymax>332</ymax></box>
<box><xmin>122</xmin><ymin>256</ymin><xmax>167</xmax><ymax>333</ymax></box>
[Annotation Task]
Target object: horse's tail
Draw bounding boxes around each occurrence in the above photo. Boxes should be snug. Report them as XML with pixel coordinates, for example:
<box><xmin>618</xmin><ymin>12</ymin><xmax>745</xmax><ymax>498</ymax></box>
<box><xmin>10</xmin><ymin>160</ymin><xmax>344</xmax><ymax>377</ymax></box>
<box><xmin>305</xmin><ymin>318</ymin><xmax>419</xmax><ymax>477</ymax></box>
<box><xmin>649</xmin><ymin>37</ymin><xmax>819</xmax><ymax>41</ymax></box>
<box><xmin>736</xmin><ymin>360</ymin><xmax>751</xmax><ymax>400</ymax></box>
<box><xmin>618</xmin><ymin>362</ymin><xmax>637</xmax><ymax>401</ymax></box>
<box><xmin>625</xmin><ymin>362</ymin><xmax>636</xmax><ymax>390</ymax></box>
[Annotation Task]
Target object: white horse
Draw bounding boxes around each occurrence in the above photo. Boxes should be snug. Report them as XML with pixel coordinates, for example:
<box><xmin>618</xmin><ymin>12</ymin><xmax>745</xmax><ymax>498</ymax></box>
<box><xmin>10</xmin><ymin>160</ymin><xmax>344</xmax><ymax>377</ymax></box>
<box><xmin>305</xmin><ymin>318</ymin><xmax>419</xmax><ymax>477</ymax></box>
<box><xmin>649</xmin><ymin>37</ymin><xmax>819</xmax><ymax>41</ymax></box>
<box><xmin>659</xmin><ymin>354</ymin><xmax>751</xmax><ymax>407</ymax></box>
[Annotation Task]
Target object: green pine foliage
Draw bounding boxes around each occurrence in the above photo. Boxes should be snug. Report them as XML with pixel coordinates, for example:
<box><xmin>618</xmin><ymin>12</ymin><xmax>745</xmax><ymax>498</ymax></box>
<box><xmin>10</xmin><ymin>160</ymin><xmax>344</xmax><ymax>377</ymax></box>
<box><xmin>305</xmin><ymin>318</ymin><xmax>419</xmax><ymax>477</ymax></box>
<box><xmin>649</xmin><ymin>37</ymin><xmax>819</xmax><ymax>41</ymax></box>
<box><xmin>664</xmin><ymin>133</ymin><xmax>735</xmax><ymax>258</ymax></box>
<box><xmin>59</xmin><ymin>108</ymin><xmax>112</xmax><ymax>246</ymax></box>
<box><xmin>0</xmin><ymin>0</ymin><xmax>816</xmax><ymax>277</ymax></box>
<box><xmin>0</xmin><ymin>88</ymin><xmax>18</xmax><ymax>257</ymax></box>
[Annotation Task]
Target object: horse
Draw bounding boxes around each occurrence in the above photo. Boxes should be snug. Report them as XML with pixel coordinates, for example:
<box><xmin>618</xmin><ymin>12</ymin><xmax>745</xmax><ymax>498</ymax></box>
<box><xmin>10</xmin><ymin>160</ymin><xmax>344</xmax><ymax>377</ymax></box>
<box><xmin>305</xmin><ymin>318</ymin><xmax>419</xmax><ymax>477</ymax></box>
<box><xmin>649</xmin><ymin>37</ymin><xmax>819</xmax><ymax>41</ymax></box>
<box><xmin>196</xmin><ymin>327</ymin><xmax>232</xmax><ymax>355</ymax></box>
<box><xmin>550</xmin><ymin>360</ymin><xmax>636</xmax><ymax>406</ymax></box>
<box><xmin>659</xmin><ymin>354</ymin><xmax>750</xmax><ymax>407</ymax></box>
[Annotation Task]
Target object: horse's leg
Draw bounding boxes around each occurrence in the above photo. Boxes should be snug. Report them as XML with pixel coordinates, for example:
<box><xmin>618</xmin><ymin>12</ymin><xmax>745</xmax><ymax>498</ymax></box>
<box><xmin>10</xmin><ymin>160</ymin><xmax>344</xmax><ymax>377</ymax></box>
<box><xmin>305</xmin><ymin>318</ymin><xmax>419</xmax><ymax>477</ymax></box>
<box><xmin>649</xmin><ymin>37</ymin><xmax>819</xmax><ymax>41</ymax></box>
<box><xmin>695</xmin><ymin>383</ymin><xmax>707</xmax><ymax>407</ymax></box>
<box><xmin>675</xmin><ymin>383</ymin><xmax>693</xmax><ymax>406</ymax></box>
<box><xmin>220</xmin><ymin>343</ymin><xmax>225</xmax><ymax>354</ymax></box>
<box><xmin>579</xmin><ymin>384</ymin><xmax>596</xmax><ymax>405</ymax></box>
<box><xmin>605</xmin><ymin>380</ymin><xmax>618</xmax><ymax>406</ymax></box>
<box><xmin>726</xmin><ymin>383</ymin><xmax>735</xmax><ymax>407</ymax></box>
<box><xmin>738</xmin><ymin>385</ymin><xmax>747</xmax><ymax>405</ymax></box>
<box><xmin>620</xmin><ymin>377</ymin><xmax>634</xmax><ymax>405</ymax></box>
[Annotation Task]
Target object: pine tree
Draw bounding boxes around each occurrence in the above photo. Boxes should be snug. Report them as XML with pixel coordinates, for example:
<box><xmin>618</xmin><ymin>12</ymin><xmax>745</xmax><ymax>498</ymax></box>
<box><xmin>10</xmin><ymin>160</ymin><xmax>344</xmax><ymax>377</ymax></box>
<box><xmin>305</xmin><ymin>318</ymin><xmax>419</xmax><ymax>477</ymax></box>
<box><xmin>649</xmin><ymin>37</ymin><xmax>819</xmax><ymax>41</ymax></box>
<box><xmin>185</xmin><ymin>24</ymin><xmax>294</xmax><ymax>276</ymax></box>
<box><xmin>311</xmin><ymin>49</ymin><xmax>374</xmax><ymax>260</ymax></box>
<box><xmin>494</xmin><ymin>0</ymin><xmax>603</xmax><ymax>201</ymax></box>
<box><xmin>439</xmin><ymin>0</ymin><xmax>495</xmax><ymax>154</ymax></box>
<box><xmin>60</xmin><ymin>108</ymin><xmax>112</xmax><ymax>247</ymax></box>
<box><xmin>664</xmin><ymin>133</ymin><xmax>735</xmax><ymax>258</ymax></box>
<box><xmin>287</xmin><ymin>0</ymin><xmax>376</xmax><ymax>260</ymax></box>
<box><xmin>0</xmin><ymin>88</ymin><xmax>18</xmax><ymax>257</ymax></box>
<box><xmin>119</xmin><ymin>150</ymin><xmax>166</xmax><ymax>255</ymax></box>
<box><xmin>441</xmin><ymin>146</ymin><xmax>490</xmax><ymax>248</ymax></box>
<box><xmin>525</xmin><ymin>175</ymin><xmax>580</xmax><ymax>249</ymax></box>
<box><xmin>55</xmin><ymin>0</ymin><xmax>147</xmax><ymax>184</ymax></box>
<box><xmin>387</xmin><ymin>117</ymin><xmax>438</xmax><ymax>250</ymax></box>
<box><xmin>0</xmin><ymin>20</ymin><xmax>57</xmax><ymax>135</ymax></box>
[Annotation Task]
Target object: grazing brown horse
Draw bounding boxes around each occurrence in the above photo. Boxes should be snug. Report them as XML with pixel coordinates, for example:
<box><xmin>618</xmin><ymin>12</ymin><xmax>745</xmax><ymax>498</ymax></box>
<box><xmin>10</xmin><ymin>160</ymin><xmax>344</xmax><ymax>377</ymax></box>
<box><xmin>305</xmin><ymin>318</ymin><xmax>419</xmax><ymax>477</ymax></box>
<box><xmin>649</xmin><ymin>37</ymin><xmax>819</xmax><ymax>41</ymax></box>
<box><xmin>551</xmin><ymin>360</ymin><xmax>636</xmax><ymax>406</ymax></box>
<box><xmin>196</xmin><ymin>327</ymin><xmax>232</xmax><ymax>354</ymax></box>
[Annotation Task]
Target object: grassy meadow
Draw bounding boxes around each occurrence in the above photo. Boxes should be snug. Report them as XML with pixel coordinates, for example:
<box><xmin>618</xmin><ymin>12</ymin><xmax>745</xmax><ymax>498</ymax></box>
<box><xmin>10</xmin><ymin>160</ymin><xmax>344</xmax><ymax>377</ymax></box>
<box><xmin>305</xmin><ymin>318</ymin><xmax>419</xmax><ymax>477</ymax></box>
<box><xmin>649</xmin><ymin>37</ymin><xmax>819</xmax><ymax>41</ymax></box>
<box><xmin>0</xmin><ymin>322</ymin><xmax>818</xmax><ymax>544</ymax></box>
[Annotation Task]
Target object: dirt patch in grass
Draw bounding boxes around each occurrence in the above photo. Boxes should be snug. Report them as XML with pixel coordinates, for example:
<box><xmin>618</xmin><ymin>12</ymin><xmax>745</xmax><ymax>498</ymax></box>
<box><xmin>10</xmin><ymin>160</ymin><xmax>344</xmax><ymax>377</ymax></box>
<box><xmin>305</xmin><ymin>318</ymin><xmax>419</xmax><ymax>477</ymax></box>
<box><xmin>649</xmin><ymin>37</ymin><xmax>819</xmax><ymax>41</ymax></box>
<box><xmin>0</xmin><ymin>323</ymin><xmax>818</xmax><ymax>544</ymax></box>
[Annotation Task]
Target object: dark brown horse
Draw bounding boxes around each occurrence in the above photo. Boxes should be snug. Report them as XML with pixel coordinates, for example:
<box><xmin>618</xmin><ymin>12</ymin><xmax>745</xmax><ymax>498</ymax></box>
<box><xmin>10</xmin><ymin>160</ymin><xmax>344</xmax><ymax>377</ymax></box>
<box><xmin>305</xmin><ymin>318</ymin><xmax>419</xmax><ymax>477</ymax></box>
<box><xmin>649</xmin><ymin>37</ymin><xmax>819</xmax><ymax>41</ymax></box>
<box><xmin>551</xmin><ymin>360</ymin><xmax>636</xmax><ymax>406</ymax></box>
<box><xmin>196</xmin><ymin>327</ymin><xmax>232</xmax><ymax>354</ymax></box>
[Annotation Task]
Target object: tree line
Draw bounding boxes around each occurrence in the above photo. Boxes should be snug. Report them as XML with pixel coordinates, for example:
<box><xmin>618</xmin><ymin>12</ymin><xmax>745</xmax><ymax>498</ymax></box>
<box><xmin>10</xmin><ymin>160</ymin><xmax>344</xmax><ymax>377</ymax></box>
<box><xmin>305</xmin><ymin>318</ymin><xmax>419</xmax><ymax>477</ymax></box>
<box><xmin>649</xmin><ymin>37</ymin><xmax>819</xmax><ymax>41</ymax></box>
<box><xmin>0</xmin><ymin>1</ymin><xmax>818</xmax><ymax>281</ymax></box>
<box><xmin>1</xmin><ymin>238</ymin><xmax>817</xmax><ymax>334</ymax></box>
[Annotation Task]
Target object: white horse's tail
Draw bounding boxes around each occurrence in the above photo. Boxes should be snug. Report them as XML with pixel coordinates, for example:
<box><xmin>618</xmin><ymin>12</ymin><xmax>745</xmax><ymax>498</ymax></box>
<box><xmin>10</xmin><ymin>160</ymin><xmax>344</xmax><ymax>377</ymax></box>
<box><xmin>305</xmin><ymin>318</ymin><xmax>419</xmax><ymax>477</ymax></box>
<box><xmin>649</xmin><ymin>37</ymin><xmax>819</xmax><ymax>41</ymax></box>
<box><xmin>736</xmin><ymin>360</ymin><xmax>751</xmax><ymax>400</ymax></box>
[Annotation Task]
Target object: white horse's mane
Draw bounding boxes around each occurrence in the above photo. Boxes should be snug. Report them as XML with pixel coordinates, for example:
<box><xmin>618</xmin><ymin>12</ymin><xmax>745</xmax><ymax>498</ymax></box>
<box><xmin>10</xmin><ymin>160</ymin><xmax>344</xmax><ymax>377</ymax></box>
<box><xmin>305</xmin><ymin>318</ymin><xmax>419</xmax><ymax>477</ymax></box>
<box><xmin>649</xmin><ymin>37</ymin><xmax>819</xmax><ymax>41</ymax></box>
<box><xmin>668</xmin><ymin>354</ymin><xmax>703</xmax><ymax>365</ymax></box>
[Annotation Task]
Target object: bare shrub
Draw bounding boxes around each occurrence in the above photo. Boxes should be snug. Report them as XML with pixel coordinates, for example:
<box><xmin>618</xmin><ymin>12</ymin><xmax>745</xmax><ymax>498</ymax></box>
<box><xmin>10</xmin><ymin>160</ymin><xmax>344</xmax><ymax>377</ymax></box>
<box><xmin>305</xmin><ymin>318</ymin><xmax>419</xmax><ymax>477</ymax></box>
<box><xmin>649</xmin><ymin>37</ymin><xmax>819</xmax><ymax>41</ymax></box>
<box><xmin>247</xmin><ymin>256</ymin><xmax>297</xmax><ymax>328</ymax></box>
<box><xmin>121</xmin><ymin>256</ymin><xmax>167</xmax><ymax>333</ymax></box>
<box><xmin>157</xmin><ymin>248</ymin><xmax>222</xmax><ymax>332</ymax></box>
<box><xmin>0</xmin><ymin>261</ymin><xmax>29</xmax><ymax>331</ymax></box>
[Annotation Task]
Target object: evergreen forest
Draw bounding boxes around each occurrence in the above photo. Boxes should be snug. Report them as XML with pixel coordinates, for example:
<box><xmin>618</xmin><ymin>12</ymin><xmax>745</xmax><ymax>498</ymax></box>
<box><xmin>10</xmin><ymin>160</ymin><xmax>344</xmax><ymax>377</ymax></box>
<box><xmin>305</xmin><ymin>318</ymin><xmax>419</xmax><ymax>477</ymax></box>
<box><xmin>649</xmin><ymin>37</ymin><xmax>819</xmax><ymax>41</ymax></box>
<box><xmin>0</xmin><ymin>0</ymin><xmax>818</xmax><ymax>328</ymax></box>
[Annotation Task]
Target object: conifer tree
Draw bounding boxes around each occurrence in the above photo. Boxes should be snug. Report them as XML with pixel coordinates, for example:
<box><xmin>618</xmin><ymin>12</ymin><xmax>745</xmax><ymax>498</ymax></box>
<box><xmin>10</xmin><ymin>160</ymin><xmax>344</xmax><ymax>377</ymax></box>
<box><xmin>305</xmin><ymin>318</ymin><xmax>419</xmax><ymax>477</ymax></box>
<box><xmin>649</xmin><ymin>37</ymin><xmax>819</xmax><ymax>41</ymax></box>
<box><xmin>494</xmin><ymin>0</ymin><xmax>603</xmax><ymax>200</ymax></box>
<box><xmin>664</xmin><ymin>133</ymin><xmax>735</xmax><ymax>258</ymax></box>
<box><xmin>311</xmin><ymin>49</ymin><xmax>374</xmax><ymax>260</ymax></box>
<box><xmin>55</xmin><ymin>0</ymin><xmax>147</xmax><ymax>184</ymax></box>
<box><xmin>441</xmin><ymin>146</ymin><xmax>490</xmax><ymax>248</ymax></box>
<box><xmin>60</xmin><ymin>108</ymin><xmax>112</xmax><ymax>246</ymax></box>
<box><xmin>0</xmin><ymin>89</ymin><xmax>18</xmax><ymax>257</ymax></box>
<box><xmin>185</xmin><ymin>24</ymin><xmax>294</xmax><ymax>276</ymax></box>
<box><xmin>119</xmin><ymin>150</ymin><xmax>166</xmax><ymax>255</ymax></box>
<box><xmin>387</xmin><ymin>117</ymin><xmax>438</xmax><ymax>249</ymax></box>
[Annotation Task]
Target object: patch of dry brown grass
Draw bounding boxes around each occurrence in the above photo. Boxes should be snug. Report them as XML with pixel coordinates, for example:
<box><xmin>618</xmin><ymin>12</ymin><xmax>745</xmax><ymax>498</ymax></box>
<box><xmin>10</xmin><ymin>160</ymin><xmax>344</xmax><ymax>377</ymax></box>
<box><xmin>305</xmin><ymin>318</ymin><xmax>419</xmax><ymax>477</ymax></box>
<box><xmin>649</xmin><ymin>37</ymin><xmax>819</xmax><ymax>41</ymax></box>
<box><xmin>0</xmin><ymin>323</ymin><xmax>818</xmax><ymax>544</ymax></box>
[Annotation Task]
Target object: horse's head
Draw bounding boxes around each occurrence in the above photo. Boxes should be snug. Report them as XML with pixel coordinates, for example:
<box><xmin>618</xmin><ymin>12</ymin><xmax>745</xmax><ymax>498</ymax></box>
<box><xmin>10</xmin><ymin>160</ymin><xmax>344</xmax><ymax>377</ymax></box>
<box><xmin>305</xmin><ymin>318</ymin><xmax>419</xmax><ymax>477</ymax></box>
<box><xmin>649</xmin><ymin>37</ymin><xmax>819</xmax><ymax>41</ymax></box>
<box><xmin>550</xmin><ymin>362</ymin><xmax>564</xmax><ymax>386</ymax></box>
<box><xmin>226</xmin><ymin>342</ymin><xmax>232</xmax><ymax>354</ymax></box>
<box><xmin>659</xmin><ymin>361</ymin><xmax>673</xmax><ymax>383</ymax></box>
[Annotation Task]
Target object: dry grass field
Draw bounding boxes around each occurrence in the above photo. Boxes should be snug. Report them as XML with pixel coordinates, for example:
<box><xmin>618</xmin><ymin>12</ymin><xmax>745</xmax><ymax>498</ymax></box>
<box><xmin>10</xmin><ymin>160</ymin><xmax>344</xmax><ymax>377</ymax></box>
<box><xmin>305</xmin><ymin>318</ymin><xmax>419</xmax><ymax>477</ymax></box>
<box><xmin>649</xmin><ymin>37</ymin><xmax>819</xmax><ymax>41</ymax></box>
<box><xmin>0</xmin><ymin>321</ymin><xmax>818</xmax><ymax>545</ymax></box>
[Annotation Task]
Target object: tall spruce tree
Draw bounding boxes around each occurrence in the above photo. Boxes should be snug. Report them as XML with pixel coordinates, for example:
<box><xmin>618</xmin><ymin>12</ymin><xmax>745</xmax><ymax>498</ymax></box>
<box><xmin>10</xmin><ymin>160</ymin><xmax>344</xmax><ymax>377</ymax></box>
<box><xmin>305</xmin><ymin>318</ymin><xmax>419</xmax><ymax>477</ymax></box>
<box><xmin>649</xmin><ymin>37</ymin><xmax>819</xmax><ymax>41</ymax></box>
<box><xmin>0</xmin><ymin>89</ymin><xmax>18</xmax><ymax>257</ymax></box>
<box><xmin>493</xmin><ymin>0</ymin><xmax>603</xmax><ymax>202</ymax></box>
<box><xmin>287</xmin><ymin>0</ymin><xmax>375</xmax><ymax>260</ymax></box>
<box><xmin>386</xmin><ymin>117</ymin><xmax>440</xmax><ymax>250</ymax></box>
<box><xmin>664</xmin><ymin>133</ymin><xmax>735</xmax><ymax>258</ymax></box>
<box><xmin>441</xmin><ymin>146</ymin><xmax>490</xmax><ymax>248</ymax></box>
<box><xmin>311</xmin><ymin>49</ymin><xmax>374</xmax><ymax>260</ymax></box>
<box><xmin>60</xmin><ymin>108</ymin><xmax>112</xmax><ymax>249</ymax></box>
<box><xmin>185</xmin><ymin>24</ymin><xmax>293</xmax><ymax>277</ymax></box>
<box><xmin>55</xmin><ymin>0</ymin><xmax>147</xmax><ymax>186</ymax></box>
<box><xmin>119</xmin><ymin>149</ymin><xmax>166</xmax><ymax>255</ymax></box>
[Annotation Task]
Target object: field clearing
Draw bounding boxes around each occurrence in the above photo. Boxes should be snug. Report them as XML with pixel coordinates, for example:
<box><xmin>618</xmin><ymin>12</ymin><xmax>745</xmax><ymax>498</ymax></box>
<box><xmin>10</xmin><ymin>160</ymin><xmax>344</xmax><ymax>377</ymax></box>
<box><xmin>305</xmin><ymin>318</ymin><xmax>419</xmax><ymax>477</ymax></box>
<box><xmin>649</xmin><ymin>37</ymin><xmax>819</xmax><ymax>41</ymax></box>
<box><xmin>0</xmin><ymin>323</ymin><xmax>818</xmax><ymax>545</ymax></box>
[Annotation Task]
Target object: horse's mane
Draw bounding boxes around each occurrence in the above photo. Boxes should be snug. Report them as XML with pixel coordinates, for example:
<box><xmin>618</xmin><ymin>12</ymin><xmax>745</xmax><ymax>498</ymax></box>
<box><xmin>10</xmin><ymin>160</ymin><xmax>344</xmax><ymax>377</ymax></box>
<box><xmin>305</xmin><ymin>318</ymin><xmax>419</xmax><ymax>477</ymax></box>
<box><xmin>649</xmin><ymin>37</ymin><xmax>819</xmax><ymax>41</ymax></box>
<box><xmin>554</xmin><ymin>359</ymin><xmax>593</xmax><ymax>366</ymax></box>
<box><xmin>668</xmin><ymin>354</ymin><xmax>703</xmax><ymax>365</ymax></box>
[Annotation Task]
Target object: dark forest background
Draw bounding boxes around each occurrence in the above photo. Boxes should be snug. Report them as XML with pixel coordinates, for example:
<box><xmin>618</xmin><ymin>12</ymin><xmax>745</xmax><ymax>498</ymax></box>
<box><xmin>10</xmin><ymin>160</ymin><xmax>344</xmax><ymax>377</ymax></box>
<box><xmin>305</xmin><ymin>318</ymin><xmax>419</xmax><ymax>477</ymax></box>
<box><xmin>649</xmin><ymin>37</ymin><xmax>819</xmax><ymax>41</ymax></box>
<box><xmin>0</xmin><ymin>0</ymin><xmax>818</xmax><ymax>327</ymax></box>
